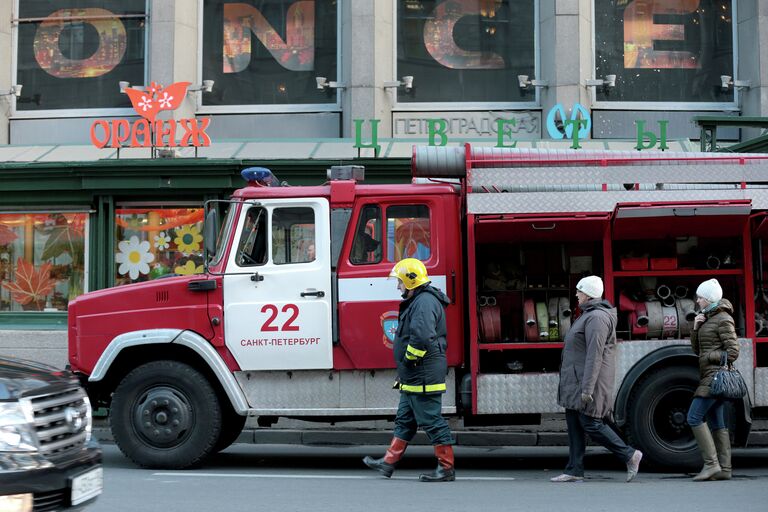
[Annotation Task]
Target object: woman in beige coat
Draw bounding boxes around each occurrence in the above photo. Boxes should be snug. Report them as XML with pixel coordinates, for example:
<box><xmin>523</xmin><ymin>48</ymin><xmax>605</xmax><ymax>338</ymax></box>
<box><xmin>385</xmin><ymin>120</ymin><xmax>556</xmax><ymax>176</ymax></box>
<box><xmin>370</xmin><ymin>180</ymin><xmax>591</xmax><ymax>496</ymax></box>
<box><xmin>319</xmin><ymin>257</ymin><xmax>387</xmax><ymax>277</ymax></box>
<box><xmin>687</xmin><ymin>278</ymin><xmax>739</xmax><ymax>481</ymax></box>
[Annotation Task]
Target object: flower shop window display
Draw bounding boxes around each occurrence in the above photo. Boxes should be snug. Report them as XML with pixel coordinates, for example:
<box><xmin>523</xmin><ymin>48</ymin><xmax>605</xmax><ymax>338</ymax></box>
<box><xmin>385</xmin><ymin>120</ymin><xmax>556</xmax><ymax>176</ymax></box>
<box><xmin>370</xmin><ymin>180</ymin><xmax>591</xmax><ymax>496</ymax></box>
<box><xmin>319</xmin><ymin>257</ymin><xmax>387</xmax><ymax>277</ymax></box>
<box><xmin>114</xmin><ymin>207</ymin><xmax>205</xmax><ymax>285</ymax></box>
<box><xmin>0</xmin><ymin>212</ymin><xmax>88</xmax><ymax>312</ymax></box>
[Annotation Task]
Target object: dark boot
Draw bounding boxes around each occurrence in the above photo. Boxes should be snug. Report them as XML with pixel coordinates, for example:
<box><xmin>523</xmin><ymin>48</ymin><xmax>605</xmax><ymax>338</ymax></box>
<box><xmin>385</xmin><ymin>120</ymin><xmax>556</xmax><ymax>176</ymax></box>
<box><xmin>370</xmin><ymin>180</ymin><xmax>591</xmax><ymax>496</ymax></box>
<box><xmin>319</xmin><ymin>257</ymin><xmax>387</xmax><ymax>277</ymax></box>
<box><xmin>419</xmin><ymin>444</ymin><xmax>455</xmax><ymax>482</ymax></box>
<box><xmin>711</xmin><ymin>429</ymin><xmax>732</xmax><ymax>480</ymax></box>
<box><xmin>691</xmin><ymin>424</ymin><xmax>721</xmax><ymax>481</ymax></box>
<box><xmin>363</xmin><ymin>437</ymin><xmax>408</xmax><ymax>478</ymax></box>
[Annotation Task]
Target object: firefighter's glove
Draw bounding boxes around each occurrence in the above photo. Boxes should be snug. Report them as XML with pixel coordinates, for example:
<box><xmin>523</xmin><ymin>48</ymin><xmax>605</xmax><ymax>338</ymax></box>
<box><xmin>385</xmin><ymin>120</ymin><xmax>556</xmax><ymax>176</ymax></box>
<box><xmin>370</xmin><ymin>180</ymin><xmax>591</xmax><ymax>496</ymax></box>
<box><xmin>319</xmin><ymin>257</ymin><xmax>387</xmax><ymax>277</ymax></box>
<box><xmin>581</xmin><ymin>393</ymin><xmax>594</xmax><ymax>405</ymax></box>
<box><xmin>404</xmin><ymin>345</ymin><xmax>426</xmax><ymax>368</ymax></box>
<box><xmin>392</xmin><ymin>380</ymin><xmax>401</xmax><ymax>390</ymax></box>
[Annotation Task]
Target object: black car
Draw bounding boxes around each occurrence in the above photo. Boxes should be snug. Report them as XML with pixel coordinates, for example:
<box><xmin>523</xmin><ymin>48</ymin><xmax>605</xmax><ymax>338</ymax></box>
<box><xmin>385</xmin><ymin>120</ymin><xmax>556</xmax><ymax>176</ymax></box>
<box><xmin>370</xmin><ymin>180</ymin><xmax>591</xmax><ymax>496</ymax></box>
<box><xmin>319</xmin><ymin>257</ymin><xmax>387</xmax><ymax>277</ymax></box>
<box><xmin>0</xmin><ymin>356</ymin><xmax>102</xmax><ymax>511</ymax></box>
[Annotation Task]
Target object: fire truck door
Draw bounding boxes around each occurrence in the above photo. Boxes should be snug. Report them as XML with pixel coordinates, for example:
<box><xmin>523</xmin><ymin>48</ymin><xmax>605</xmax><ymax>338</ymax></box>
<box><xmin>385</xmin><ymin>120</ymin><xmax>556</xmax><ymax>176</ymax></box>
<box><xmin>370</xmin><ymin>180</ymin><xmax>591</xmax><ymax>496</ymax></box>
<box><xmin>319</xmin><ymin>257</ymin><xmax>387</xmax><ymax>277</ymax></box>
<box><xmin>223</xmin><ymin>198</ymin><xmax>333</xmax><ymax>370</ymax></box>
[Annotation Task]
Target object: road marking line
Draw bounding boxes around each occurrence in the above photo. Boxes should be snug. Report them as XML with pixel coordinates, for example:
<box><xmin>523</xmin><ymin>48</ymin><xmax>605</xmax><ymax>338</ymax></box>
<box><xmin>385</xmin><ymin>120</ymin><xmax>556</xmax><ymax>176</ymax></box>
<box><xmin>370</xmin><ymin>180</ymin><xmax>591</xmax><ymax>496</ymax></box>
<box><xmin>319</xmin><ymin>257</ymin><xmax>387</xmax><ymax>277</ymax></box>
<box><xmin>153</xmin><ymin>472</ymin><xmax>515</xmax><ymax>481</ymax></box>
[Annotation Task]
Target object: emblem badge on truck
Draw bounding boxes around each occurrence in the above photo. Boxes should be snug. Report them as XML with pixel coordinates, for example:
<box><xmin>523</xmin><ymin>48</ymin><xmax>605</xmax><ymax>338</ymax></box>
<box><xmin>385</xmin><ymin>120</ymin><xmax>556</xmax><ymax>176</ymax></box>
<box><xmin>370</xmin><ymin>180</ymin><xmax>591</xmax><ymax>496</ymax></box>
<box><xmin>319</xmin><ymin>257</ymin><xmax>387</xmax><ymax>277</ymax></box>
<box><xmin>380</xmin><ymin>311</ymin><xmax>398</xmax><ymax>349</ymax></box>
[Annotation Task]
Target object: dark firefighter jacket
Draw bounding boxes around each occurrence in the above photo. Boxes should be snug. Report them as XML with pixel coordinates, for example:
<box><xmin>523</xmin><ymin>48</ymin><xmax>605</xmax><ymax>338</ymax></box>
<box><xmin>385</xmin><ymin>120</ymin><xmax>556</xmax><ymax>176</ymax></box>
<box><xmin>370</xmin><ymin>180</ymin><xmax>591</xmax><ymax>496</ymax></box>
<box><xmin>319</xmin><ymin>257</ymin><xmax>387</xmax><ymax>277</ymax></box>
<box><xmin>393</xmin><ymin>284</ymin><xmax>450</xmax><ymax>394</ymax></box>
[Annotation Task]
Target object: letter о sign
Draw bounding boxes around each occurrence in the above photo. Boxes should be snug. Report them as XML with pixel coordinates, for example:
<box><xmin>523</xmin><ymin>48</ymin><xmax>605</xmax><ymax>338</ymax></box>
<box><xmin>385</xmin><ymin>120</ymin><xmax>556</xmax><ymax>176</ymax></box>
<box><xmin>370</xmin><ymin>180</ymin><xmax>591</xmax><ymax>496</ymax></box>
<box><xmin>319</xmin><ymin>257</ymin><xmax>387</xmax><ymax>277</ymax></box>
<box><xmin>546</xmin><ymin>103</ymin><xmax>591</xmax><ymax>140</ymax></box>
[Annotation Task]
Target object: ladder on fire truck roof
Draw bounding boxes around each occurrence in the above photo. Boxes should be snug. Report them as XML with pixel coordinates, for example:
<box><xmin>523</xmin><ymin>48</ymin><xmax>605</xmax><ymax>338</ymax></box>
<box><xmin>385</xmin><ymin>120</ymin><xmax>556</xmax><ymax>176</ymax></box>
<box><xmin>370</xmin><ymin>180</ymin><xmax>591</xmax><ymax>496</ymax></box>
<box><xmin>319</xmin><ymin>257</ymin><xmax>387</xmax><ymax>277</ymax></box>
<box><xmin>412</xmin><ymin>145</ymin><xmax>768</xmax><ymax>214</ymax></box>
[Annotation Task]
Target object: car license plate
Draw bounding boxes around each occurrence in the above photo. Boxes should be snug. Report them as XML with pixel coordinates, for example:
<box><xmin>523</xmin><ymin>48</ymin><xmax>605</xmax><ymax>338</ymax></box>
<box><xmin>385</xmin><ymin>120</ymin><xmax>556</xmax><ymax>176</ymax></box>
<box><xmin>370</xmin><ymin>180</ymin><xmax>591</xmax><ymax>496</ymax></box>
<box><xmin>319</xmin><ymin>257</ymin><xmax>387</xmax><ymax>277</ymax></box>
<box><xmin>71</xmin><ymin>467</ymin><xmax>103</xmax><ymax>506</ymax></box>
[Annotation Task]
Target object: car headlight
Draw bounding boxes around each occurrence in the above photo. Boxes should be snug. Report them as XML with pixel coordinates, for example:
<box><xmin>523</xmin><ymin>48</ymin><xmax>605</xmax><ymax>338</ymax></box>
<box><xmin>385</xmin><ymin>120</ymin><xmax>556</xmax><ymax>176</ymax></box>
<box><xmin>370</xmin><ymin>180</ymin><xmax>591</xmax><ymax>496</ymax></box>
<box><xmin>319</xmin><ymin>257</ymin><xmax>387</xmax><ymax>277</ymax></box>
<box><xmin>0</xmin><ymin>493</ymin><xmax>32</xmax><ymax>512</ymax></box>
<box><xmin>0</xmin><ymin>402</ymin><xmax>38</xmax><ymax>452</ymax></box>
<box><xmin>83</xmin><ymin>395</ymin><xmax>93</xmax><ymax>443</ymax></box>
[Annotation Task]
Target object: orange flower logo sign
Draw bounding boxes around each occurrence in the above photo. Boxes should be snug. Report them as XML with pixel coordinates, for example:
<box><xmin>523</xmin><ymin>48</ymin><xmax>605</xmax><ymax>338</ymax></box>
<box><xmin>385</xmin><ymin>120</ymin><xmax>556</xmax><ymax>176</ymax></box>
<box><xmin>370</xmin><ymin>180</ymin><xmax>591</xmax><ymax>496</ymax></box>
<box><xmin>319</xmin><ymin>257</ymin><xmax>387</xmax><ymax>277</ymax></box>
<box><xmin>90</xmin><ymin>81</ymin><xmax>212</xmax><ymax>149</ymax></box>
<box><xmin>124</xmin><ymin>82</ymin><xmax>190</xmax><ymax>123</ymax></box>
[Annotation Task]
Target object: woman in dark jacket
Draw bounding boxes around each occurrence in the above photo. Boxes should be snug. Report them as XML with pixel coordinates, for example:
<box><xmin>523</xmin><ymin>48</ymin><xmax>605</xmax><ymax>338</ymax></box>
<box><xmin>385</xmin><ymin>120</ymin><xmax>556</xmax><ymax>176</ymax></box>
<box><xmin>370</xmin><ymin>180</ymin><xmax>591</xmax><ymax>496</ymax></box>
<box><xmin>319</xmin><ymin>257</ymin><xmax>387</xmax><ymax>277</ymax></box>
<box><xmin>552</xmin><ymin>275</ymin><xmax>642</xmax><ymax>483</ymax></box>
<box><xmin>687</xmin><ymin>278</ymin><xmax>739</xmax><ymax>481</ymax></box>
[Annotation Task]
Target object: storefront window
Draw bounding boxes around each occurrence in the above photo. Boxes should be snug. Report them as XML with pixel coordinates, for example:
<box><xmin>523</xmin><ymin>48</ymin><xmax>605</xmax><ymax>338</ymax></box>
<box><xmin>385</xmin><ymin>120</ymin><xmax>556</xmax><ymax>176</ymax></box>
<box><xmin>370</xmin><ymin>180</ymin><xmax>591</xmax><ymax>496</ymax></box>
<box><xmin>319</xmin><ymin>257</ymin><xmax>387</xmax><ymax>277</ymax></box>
<box><xmin>594</xmin><ymin>0</ymin><xmax>734</xmax><ymax>103</ymax></box>
<box><xmin>202</xmin><ymin>0</ymin><xmax>338</xmax><ymax>106</ymax></box>
<box><xmin>114</xmin><ymin>207</ymin><xmax>204</xmax><ymax>285</ymax></box>
<box><xmin>16</xmin><ymin>0</ymin><xmax>146</xmax><ymax>111</ymax></box>
<box><xmin>397</xmin><ymin>0</ymin><xmax>535</xmax><ymax>103</ymax></box>
<box><xmin>0</xmin><ymin>212</ymin><xmax>87</xmax><ymax>312</ymax></box>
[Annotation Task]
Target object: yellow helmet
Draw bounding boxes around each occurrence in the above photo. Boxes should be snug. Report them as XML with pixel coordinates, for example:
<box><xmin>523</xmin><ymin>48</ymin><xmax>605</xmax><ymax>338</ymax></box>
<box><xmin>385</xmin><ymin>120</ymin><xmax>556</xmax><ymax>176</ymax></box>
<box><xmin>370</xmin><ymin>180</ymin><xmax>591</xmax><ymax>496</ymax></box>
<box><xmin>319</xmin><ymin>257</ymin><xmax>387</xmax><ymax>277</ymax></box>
<box><xmin>389</xmin><ymin>258</ymin><xmax>430</xmax><ymax>290</ymax></box>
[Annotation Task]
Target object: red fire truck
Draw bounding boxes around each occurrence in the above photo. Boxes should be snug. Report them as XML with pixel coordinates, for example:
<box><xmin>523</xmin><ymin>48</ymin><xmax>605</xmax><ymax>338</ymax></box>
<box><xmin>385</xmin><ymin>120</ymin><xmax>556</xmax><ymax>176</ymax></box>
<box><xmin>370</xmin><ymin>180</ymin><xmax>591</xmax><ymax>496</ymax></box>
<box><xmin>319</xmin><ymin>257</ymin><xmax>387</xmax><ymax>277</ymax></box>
<box><xmin>68</xmin><ymin>145</ymin><xmax>766</xmax><ymax>470</ymax></box>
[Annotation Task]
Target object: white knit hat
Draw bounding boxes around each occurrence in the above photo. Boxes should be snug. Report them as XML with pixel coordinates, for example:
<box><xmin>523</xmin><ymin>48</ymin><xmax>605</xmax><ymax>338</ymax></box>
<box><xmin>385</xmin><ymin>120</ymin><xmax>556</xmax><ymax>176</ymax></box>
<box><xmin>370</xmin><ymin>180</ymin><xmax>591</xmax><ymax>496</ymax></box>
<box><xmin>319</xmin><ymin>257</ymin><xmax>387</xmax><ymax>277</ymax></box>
<box><xmin>696</xmin><ymin>278</ymin><xmax>722</xmax><ymax>303</ymax></box>
<box><xmin>576</xmin><ymin>275</ymin><xmax>604</xmax><ymax>299</ymax></box>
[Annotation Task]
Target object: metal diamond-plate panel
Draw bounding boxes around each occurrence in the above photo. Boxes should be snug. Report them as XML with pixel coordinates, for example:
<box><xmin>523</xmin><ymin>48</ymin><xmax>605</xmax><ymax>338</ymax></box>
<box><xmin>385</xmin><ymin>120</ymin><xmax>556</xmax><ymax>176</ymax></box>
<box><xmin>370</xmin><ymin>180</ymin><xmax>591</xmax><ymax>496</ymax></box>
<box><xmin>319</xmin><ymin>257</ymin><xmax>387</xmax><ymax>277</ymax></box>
<box><xmin>467</xmin><ymin>147</ymin><xmax>767</xmax><ymax>167</ymax></box>
<box><xmin>477</xmin><ymin>373</ymin><xmax>562</xmax><ymax>414</ymax></box>
<box><xmin>469</xmin><ymin>163</ymin><xmax>763</xmax><ymax>189</ymax></box>
<box><xmin>339</xmin><ymin>371</ymin><xmax>366</xmax><ymax>408</ymax></box>
<box><xmin>754</xmin><ymin>368</ymin><xmax>768</xmax><ymax>406</ymax></box>
<box><xmin>467</xmin><ymin>189</ymin><xmax>749</xmax><ymax>214</ymax></box>
<box><xmin>615</xmin><ymin>340</ymin><xmax>753</xmax><ymax>403</ymax></box>
<box><xmin>616</xmin><ymin>339</ymin><xmax>754</xmax><ymax>402</ymax></box>
<box><xmin>746</xmin><ymin>189</ymin><xmax>768</xmax><ymax>209</ymax></box>
<box><xmin>476</xmin><ymin>340</ymin><xmax>754</xmax><ymax>414</ymax></box>
<box><xmin>237</xmin><ymin>370</ymin><xmax>341</xmax><ymax>410</ymax></box>
<box><xmin>365</xmin><ymin>369</ymin><xmax>456</xmax><ymax>410</ymax></box>
<box><xmin>235</xmin><ymin>369</ymin><xmax>456</xmax><ymax>415</ymax></box>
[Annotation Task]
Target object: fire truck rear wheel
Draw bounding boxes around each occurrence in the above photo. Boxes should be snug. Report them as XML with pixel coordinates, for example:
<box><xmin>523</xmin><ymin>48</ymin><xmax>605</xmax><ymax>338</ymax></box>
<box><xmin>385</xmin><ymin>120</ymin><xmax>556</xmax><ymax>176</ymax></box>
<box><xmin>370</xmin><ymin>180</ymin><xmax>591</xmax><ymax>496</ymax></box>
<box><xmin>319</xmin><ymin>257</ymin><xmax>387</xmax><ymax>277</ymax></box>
<box><xmin>111</xmin><ymin>360</ymin><xmax>222</xmax><ymax>469</ymax></box>
<box><xmin>625</xmin><ymin>365</ymin><xmax>700</xmax><ymax>470</ymax></box>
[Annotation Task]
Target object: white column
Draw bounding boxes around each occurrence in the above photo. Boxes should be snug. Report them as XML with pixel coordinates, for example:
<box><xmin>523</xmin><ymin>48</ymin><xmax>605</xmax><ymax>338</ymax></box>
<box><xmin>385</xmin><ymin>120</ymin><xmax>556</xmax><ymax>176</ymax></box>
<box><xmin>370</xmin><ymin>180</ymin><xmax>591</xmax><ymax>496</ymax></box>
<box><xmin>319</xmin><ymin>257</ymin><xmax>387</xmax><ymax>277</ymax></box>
<box><xmin>149</xmin><ymin>0</ymin><xmax>199</xmax><ymax>121</ymax></box>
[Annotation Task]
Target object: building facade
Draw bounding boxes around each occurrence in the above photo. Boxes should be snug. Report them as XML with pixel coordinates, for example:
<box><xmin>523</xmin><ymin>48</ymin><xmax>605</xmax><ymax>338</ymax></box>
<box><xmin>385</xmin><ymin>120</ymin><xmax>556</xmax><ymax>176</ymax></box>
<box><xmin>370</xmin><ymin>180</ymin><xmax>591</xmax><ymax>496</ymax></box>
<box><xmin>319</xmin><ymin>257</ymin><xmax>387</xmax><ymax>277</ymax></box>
<box><xmin>1</xmin><ymin>0</ymin><xmax>767</xmax><ymax>364</ymax></box>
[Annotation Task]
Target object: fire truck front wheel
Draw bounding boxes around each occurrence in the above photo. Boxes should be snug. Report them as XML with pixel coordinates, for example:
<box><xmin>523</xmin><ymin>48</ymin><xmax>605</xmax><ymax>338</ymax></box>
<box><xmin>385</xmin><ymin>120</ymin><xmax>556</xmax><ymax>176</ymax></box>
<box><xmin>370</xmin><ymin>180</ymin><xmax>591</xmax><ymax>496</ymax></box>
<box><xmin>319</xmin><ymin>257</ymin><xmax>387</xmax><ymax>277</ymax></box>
<box><xmin>111</xmin><ymin>360</ymin><xmax>223</xmax><ymax>469</ymax></box>
<box><xmin>625</xmin><ymin>365</ymin><xmax>700</xmax><ymax>470</ymax></box>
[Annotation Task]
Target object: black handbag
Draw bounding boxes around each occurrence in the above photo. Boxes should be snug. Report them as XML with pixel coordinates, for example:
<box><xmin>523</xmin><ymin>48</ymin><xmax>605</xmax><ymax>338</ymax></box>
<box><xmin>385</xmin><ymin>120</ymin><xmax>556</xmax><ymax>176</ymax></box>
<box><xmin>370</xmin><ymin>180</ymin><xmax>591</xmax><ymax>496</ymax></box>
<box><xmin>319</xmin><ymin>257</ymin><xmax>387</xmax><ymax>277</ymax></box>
<box><xmin>710</xmin><ymin>352</ymin><xmax>748</xmax><ymax>399</ymax></box>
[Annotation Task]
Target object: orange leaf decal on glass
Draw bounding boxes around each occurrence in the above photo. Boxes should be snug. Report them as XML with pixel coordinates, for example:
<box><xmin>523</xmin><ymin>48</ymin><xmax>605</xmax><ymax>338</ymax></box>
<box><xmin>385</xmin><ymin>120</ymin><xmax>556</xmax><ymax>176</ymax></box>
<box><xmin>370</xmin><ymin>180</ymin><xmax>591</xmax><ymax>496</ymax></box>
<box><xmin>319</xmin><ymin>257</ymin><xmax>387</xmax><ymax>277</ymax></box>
<box><xmin>0</xmin><ymin>258</ymin><xmax>58</xmax><ymax>306</ymax></box>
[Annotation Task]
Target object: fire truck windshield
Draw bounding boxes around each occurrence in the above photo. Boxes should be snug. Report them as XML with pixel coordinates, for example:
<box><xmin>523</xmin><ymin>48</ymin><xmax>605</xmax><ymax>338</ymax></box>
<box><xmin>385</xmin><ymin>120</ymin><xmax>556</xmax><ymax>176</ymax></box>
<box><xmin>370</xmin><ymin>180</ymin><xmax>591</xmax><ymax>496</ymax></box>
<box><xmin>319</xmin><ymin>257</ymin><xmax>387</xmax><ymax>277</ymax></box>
<box><xmin>209</xmin><ymin>202</ymin><xmax>237</xmax><ymax>267</ymax></box>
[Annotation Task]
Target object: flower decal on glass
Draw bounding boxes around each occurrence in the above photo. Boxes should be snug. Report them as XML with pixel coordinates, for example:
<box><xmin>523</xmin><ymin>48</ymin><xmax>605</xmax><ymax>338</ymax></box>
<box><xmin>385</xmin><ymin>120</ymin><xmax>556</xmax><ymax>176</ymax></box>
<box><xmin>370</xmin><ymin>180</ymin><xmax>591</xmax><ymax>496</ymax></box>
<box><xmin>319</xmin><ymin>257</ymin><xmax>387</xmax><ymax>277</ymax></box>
<box><xmin>174</xmin><ymin>225</ymin><xmax>203</xmax><ymax>255</ymax></box>
<box><xmin>153</xmin><ymin>231</ymin><xmax>171</xmax><ymax>250</ymax></box>
<box><xmin>174</xmin><ymin>260</ymin><xmax>203</xmax><ymax>276</ymax></box>
<box><xmin>116</xmin><ymin>235</ymin><xmax>155</xmax><ymax>280</ymax></box>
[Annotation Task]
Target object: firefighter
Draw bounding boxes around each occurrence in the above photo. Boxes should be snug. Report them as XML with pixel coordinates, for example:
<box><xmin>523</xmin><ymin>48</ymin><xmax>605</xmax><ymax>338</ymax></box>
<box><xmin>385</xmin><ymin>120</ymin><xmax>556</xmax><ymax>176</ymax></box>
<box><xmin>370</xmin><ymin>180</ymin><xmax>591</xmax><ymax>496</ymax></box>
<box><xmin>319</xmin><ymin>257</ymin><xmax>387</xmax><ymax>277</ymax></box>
<box><xmin>362</xmin><ymin>258</ymin><xmax>455</xmax><ymax>482</ymax></box>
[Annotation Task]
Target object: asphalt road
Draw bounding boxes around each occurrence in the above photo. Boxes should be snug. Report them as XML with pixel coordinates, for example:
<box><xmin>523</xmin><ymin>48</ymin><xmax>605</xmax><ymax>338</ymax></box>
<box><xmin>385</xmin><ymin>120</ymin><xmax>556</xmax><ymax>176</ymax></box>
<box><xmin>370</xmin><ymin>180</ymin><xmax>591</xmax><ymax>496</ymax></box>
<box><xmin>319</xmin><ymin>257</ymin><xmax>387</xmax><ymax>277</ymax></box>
<box><xmin>87</xmin><ymin>442</ymin><xmax>768</xmax><ymax>512</ymax></box>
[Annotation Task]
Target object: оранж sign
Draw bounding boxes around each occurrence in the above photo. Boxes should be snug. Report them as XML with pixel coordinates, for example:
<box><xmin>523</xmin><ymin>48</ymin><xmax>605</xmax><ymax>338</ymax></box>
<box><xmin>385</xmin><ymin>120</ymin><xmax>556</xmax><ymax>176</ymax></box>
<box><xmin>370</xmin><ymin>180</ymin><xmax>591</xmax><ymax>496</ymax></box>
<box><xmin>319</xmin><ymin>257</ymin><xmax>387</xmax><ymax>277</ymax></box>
<box><xmin>89</xmin><ymin>82</ymin><xmax>212</xmax><ymax>149</ymax></box>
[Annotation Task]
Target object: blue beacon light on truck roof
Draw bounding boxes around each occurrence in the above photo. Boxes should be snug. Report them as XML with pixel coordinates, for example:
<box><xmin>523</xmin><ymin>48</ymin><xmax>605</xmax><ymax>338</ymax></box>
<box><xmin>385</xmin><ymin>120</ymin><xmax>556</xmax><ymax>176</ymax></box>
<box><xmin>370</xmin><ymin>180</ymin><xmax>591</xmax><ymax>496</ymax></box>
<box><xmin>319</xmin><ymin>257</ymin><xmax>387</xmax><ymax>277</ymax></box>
<box><xmin>241</xmin><ymin>167</ymin><xmax>279</xmax><ymax>186</ymax></box>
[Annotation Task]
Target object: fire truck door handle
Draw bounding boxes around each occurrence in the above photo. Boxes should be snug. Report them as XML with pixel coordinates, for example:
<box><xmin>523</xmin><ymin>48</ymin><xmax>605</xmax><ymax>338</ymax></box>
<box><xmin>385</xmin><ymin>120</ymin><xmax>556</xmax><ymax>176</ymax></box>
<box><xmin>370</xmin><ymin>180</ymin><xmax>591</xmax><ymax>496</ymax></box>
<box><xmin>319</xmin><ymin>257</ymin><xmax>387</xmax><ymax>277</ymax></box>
<box><xmin>531</xmin><ymin>223</ymin><xmax>556</xmax><ymax>230</ymax></box>
<box><xmin>301</xmin><ymin>290</ymin><xmax>325</xmax><ymax>298</ymax></box>
<box><xmin>250</xmin><ymin>272</ymin><xmax>264</xmax><ymax>282</ymax></box>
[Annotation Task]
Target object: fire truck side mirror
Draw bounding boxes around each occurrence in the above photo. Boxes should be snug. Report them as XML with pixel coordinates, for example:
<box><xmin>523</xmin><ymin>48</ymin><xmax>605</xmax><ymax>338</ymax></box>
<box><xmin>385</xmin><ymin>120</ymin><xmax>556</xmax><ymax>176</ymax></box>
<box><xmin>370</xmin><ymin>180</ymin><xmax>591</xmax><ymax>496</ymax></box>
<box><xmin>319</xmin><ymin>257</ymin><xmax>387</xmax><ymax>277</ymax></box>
<box><xmin>204</xmin><ymin>208</ymin><xmax>218</xmax><ymax>259</ymax></box>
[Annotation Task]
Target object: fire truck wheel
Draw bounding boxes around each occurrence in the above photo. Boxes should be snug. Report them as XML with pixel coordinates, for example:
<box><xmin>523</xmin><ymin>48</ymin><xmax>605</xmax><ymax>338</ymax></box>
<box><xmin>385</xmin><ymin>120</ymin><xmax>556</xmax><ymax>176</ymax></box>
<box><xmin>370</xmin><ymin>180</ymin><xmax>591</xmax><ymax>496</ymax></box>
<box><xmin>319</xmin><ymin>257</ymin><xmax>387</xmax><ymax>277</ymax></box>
<box><xmin>625</xmin><ymin>365</ymin><xmax>700</xmax><ymax>471</ymax></box>
<box><xmin>214</xmin><ymin>405</ymin><xmax>247</xmax><ymax>453</ymax></box>
<box><xmin>111</xmin><ymin>360</ymin><xmax>222</xmax><ymax>469</ymax></box>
